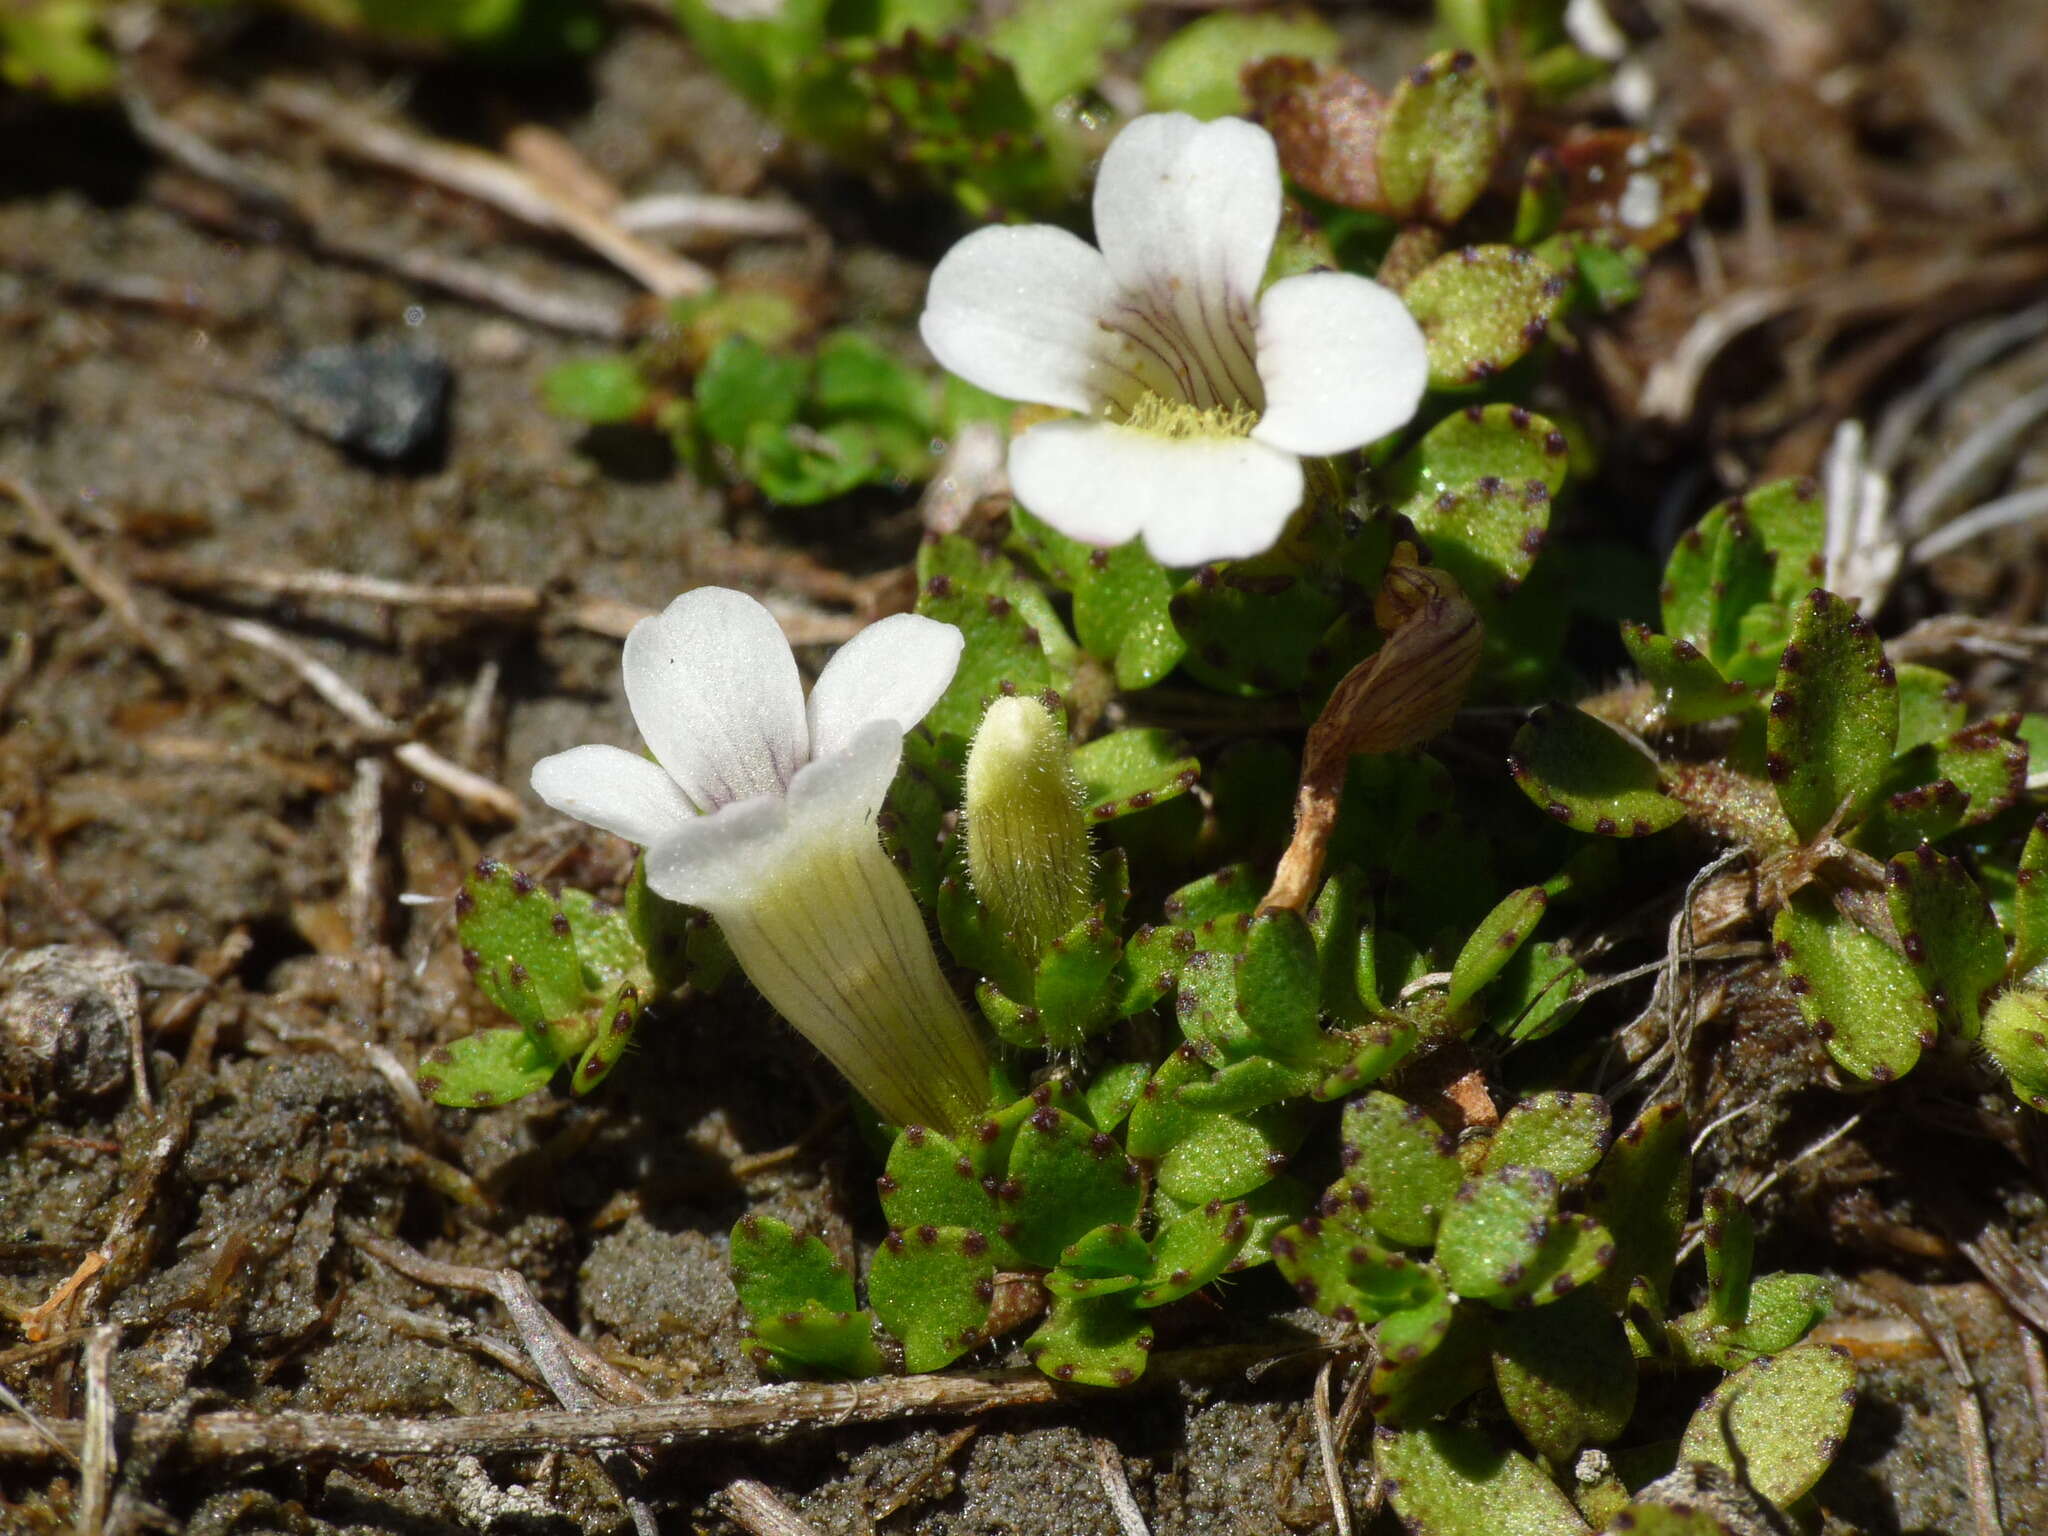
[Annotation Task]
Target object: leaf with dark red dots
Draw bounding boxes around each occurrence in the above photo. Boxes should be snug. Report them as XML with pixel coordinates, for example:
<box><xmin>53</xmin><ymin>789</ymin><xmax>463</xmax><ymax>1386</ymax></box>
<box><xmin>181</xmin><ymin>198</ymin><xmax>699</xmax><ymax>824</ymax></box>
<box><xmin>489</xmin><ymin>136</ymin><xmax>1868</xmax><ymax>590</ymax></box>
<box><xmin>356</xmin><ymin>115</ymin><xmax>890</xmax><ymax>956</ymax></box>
<box><xmin>1058</xmin><ymin>1221</ymin><xmax>1151</xmax><ymax>1282</ymax></box>
<box><xmin>1023</xmin><ymin>1290</ymin><xmax>1153</xmax><ymax>1387</ymax></box>
<box><xmin>1589</xmin><ymin>1101</ymin><xmax>1689</xmax><ymax>1311</ymax></box>
<box><xmin>1376</xmin><ymin>1425</ymin><xmax>1594</xmax><ymax>1536</ymax></box>
<box><xmin>1895</xmin><ymin>664</ymin><xmax>1967</xmax><ymax>752</ymax></box>
<box><xmin>1659</xmin><ymin>480</ymin><xmax>1825</xmax><ymax>686</ymax></box>
<box><xmin>1167</xmin><ymin>538</ymin><xmax>1347</xmax><ymax>698</ymax></box>
<box><xmin>1270</xmin><ymin>1209</ymin><xmax>1440</xmax><ymax>1324</ymax></box>
<box><xmin>1773</xmin><ymin>888</ymin><xmax>1933</xmax><ymax>1083</ymax></box>
<box><xmin>1243</xmin><ymin>56</ymin><xmax>1389</xmax><ymax>212</ymax></box>
<box><xmin>1449</xmin><ymin>884</ymin><xmax>1550</xmax><ymax>1009</ymax></box>
<box><xmin>1234</xmin><ymin>909</ymin><xmax>1324</xmax><ymax>1064</ymax></box>
<box><xmin>1072</xmin><ymin>728</ymin><xmax>1200</xmax><ymax>823</ymax></box>
<box><xmin>1338</xmin><ymin>1091</ymin><xmax>1463</xmax><ymax>1248</ymax></box>
<box><xmin>569</xmin><ymin>977</ymin><xmax>645</xmax><ymax>1095</ymax></box>
<box><xmin>868</xmin><ymin>1224</ymin><xmax>995</xmax><ymax>1374</ymax></box>
<box><xmin>1766</xmin><ymin>589</ymin><xmax>1899</xmax><ymax>844</ymax></box>
<box><xmin>1376</xmin><ymin>50</ymin><xmax>1504</xmax><ymax>225</ymax></box>
<box><xmin>458</xmin><ymin>861</ymin><xmax>588</xmax><ymax>1030</ymax></box>
<box><xmin>1404</xmin><ymin>245</ymin><xmax>1569</xmax><ymax>391</ymax></box>
<box><xmin>1596</xmin><ymin>1503</ymin><xmax>1741</xmax><ymax>1533</ymax></box>
<box><xmin>881</xmin><ymin>727</ymin><xmax>953</xmax><ymax>908</ymax></box>
<box><xmin>1483</xmin><ymin>1092</ymin><xmax>1610</xmax><ymax>1182</ymax></box>
<box><xmin>418</xmin><ymin>1027</ymin><xmax>559</xmax><ymax>1109</ymax></box>
<box><xmin>1490</xmin><ymin>939</ymin><xmax>1587</xmax><ymax>1044</ymax></box>
<box><xmin>1175</xmin><ymin>1054</ymin><xmax>1319</xmax><ymax>1116</ymax></box>
<box><xmin>1677</xmin><ymin>1342</ymin><xmax>1855</xmax><ymax>1507</ymax></box>
<box><xmin>1507</xmin><ymin>704</ymin><xmax>1685</xmax><ymax>839</ymax></box>
<box><xmin>1069</xmin><ymin>539</ymin><xmax>1188</xmax><ymax>690</ymax></box>
<box><xmin>2011</xmin><ymin>818</ymin><xmax>2048</xmax><ymax>982</ymax></box>
<box><xmin>1620</xmin><ymin>624</ymin><xmax>1752</xmax><ymax>728</ymax></box>
<box><xmin>1669</xmin><ymin>1271</ymin><xmax>1833</xmax><ymax>1372</ymax></box>
<box><xmin>915</xmin><ymin>532</ymin><xmax>1077</xmax><ymax>742</ymax></box>
<box><xmin>1135</xmin><ymin>1198</ymin><xmax>1250</xmax><ymax>1307</ymax></box>
<box><xmin>558</xmin><ymin>888</ymin><xmax>640</xmax><ymax>989</ymax></box>
<box><xmin>1030</xmin><ymin>906</ymin><xmax>1126</xmax><ymax>1053</ymax></box>
<box><xmin>1005</xmin><ymin>1103</ymin><xmax>1143</xmax><ymax>1267</ymax></box>
<box><xmin>1492</xmin><ymin>1290</ymin><xmax>1637</xmax><ymax>1463</ymax></box>
<box><xmin>1368</xmin><ymin>1289</ymin><xmax>1487</xmax><ymax>1427</ymax></box>
<box><xmin>1885</xmin><ymin>846</ymin><xmax>2005</xmax><ymax>1039</ymax></box>
<box><xmin>1496</xmin><ymin>1212</ymin><xmax>1615</xmax><ymax>1309</ymax></box>
<box><xmin>1435</xmin><ymin>1166</ymin><xmax>1561</xmax><ymax>1301</ymax></box>
<box><xmin>748</xmin><ymin>1300</ymin><xmax>885</xmax><ymax>1380</ymax></box>
<box><xmin>1700</xmin><ymin>1186</ymin><xmax>1754</xmax><ymax>1329</ymax></box>
<box><xmin>1156</xmin><ymin>1097</ymin><xmax>1310</xmax><ymax>1204</ymax></box>
<box><xmin>1855</xmin><ymin>716</ymin><xmax>2028</xmax><ymax>855</ymax></box>
<box><xmin>878</xmin><ymin>1123</ymin><xmax>1016</xmax><ymax>1266</ymax></box>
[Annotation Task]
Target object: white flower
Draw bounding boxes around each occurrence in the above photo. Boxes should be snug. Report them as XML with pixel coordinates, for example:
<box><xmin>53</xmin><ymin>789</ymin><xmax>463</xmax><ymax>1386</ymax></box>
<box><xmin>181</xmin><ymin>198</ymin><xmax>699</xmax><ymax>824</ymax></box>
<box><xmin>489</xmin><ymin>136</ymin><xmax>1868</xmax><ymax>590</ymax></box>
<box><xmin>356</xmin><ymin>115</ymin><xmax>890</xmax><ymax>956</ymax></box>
<box><xmin>530</xmin><ymin>588</ymin><xmax>990</xmax><ymax>1133</ymax></box>
<box><xmin>919</xmin><ymin>112</ymin><xmax>1428</xmax><ymax>567</ymax></box>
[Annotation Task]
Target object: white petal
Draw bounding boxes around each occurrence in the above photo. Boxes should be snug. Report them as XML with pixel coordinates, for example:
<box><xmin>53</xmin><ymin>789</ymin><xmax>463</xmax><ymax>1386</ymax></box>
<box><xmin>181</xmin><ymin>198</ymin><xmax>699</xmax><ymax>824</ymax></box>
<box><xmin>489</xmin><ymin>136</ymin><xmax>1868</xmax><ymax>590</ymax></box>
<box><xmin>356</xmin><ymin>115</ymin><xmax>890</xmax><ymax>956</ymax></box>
<box><xmin>642</xmin><ymin>793</ymin><xmax>789</xmax><ymax>911</ymax></box>
<box><xmin>530</xmin><ymin>744</ymin><xmax>698</xmax><ymax>848</ymax></box>
<box><xmin>918</xmin><ymin>224</ymin><xmax>1118</xmax><ymax>413</ymax></box>
<box><xmin>1008</xmin><ymin>419</ymin><xmax>1303</xmax><ymax>566</ymax></box>
<box><xmin>1093</xmin><ymin>113</ymin><xmax>1280</xmax><ymax>328</ymax></box>
<box><xmin>787</xmin><ymin>716</ymin><xmax>903</xmax><ymax>835</ymax></box>
<box><xmin>806</xmin><ymin>614</ymin><xmax>965</xmax><ymax>762</ymax></box>
<box><xmin>622</xmin><ymin>588</ymin><xmax>807</xmax><ymax>813</ymax></box>
<box><xmin>1251</xmin><ymin>271</ymin><xmax>1430</xmax><ymax>457</ymax></box>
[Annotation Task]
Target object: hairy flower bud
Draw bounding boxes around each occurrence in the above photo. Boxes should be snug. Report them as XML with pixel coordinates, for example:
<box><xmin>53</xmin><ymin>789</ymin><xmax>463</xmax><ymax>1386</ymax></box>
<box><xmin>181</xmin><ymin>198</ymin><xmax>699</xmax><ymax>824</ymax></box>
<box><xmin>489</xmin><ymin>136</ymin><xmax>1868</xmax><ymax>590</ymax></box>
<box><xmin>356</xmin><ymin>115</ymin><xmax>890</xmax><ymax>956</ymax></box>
<box><xmin>1983</xmin><ymin>988</ymin><xmax>2048</xmax><ymax>1112</ymax></box>
<box><xmin>964</xmin><ymin>696</ymin><xmax>1092</xmax><ymax>963</ymax></box>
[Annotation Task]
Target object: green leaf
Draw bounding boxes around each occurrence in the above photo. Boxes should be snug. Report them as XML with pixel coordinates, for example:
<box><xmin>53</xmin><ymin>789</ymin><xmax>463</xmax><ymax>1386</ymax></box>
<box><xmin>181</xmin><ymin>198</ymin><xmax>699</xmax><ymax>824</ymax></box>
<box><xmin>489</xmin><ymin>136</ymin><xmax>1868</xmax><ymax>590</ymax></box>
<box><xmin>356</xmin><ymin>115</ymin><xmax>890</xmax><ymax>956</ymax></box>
<box><xmin>1337</xmin><ymin>1091</ymin><xmax>1462</xmax><ymax>1248</ymax></box>
<box><xmin>1896</xmin><ymin>664</ymin><xmax>1965</xmax><ymax>751</ymax></box>
<box><xmin>1492</xmin><ymin>940</ymin><xmax>1588</xmax><ymax>1043</ymax></box>
<box><xmin>542</xmin><ymin>357</ymin><xmax>649</xmax><ymax>424</ymax></box>
<box><xmin>730</xmin><ymin>1215</ymin><xmax>858</xmax><ymax>1318</ymax></box>
<box><xmin>1025</xmin><ymin>1291</ymin><xmax>1154</xmax><ymax>1386</ymax></box>
<box><xmin>1492</xmin><ymin>1291</ymin><xmax>1637</xmax><ymax>1463</ymax></box>
<box><xmin>1856</xmin><ymin>717</ymin><xmax>2029</xmax><ymax>854</ymax></box>
<box><xmin>2012</xmin><ymin>817</ymin><xmax>2048</xmax><ymax>981</ymax></box>
<box><xmin>1449</xmin><ymin>885</ymin><xmax>1551</xmax><ymax>1008</ymax></box>
<box><xmin>1168</xmin><ymin>549</ymin><xmax>1345</xmax><ymax>698</ymax></box>
<box><xmin>1405</xmin><ymin>246</ymin><xmax>1569</xmax><ymax>391</ymax></box>
<box><xmin>1660</xmin><ymin>481</ymin><xmax>1825</xmax><ymax>684</ymax></box>
<box><xmin>417</xmin><ymin>1027</ymin><xmax>559</xmax><ymax>1108</ymax></box>
<box><xmin>458</xmin><ymin>860</ymin><xmax>589</xmax><ymax>1029</ymax></box>
<box><xmin>916</xmin><ymin>535</ymin><xmax>1077</xmax><ymax>741</ymax></box>
<box><xmin>1484</xmin><ymin>1092</ymin><xmax>1609</xmax><ymax>1183</ymax></box>
<box><xmin>1367</xmin><ymin>1290</ymin><xmax>1489</xmax><ymax>1426</ymax></box>
<box><xmin>1982</xmin><ymin>990</ymin><xmax>2048</xmax><ymax>1107</ymax></box>
<box><xmin>1377</xmin><ymin>49</ymin><xmax>1504</xmax><ymax>226</ymax></box>
<box><xmin>1155</xmin><ymin>1100</ymin><xmax>1308</xmax><ymax>1203</ymax></box>
<box><xmin>877</xmin><ymin>1125</ymin><xmax>1012</xmax><ymax>1263</ymax></box>
<box><xmin>568</xmin><ymin>978</ymin><xmax>644</xmax><ymax>1095</ymax></box>
<box><xmin>1774</xmin><ymin>888</ymin><xmax>1935</xmax><ymax>1083</ymax></box>
<box><xmin>1140</xmin><ymin>8</ymin><xmax>1339</xmax><ymax>120</ymax></box>
<box><xmin>626</xmin><ymin>860</ymin><xmax>728</xmax><ymax>995</ymax></box>
<box><xmin>1507</xmin><ymin>705</ymin><xmax>1685</xmax><ymax>838</ymax></box>
<box><xmin>811</xmin><ymin>330</ymin><xmax>931</xmax><ymax>425</ymax></box>
<box><xmin>1886</xmin><ymin>845</ymin><xmax>2006</xmax><ymax>1038</ymax></box>
<box><xmin>988</xmin><ymin>0</ymin><xmax>1135</xmax><ymax>108</ymax></box>
<box><xmin>1437</xmin><ymin>1167</ymin><xmax>1562</xmax><ymax>1301</ymax></box>
<box><xmin>1620</xmin><ymin>624</ymin><xmax>1753</xmax><ymax>727</ymax></box>
<box><xmin>1590</xmin><ymin>1101</ymin><xmax>1688</xmax><ymax>1310</ymax></box>
<box><xmin>1377</xmin><ymin>1426</ymin><xmax>1595</xmax><ymax>1536</ymax></box>
<box><xmin>1072</xmin><ymin>541</ymin><xmax>1188</xmax><ymax>689</ymax></box>
<box><xmin>1701</xmin><ymin>1186</ymin><xmax>1754</xmax><ymax>1329</ymax></box>
<box><xmin>1161</xmin><ymin>863</ymin><xmax>1263</xmax><ymax>930</ymax></box>
<box><xmin>694</xmin><ymin>334</ymin><xmax>807</xmax><ymax>449</ymax></box>
<box><xmin>1138</xmin><ymin>1198</ymin><xmax>1251</xmax><ymax>1306</ymax></box>
<box><xmin>1005</xmin><ymin>1104</ymin><xmax>1143</xmax><ymax>1267</ymax></box>
<box><xmin>1084</xmin><ymin>1061</ymin><xmax>1151</xmax><ymax>1132</ymax></box>
<box><xmin>1766</xmin><ymin>589</ymin><xmax>1900</xmax><ymax>842</ymax></box>
<box><xmin>1272</xmin><ymin>1212</ymin><xmax>1439</xmax><ymax>1324</ymax></box>
<box><xmin>1072</xmin><ymin>729</ymin><xmax>1200</xmax><ymax>821</ymax></box>
<box><xmin>1671</xmin><ymin>1271</ymin><xmax>1833</xmax><ymax>1371</ymax></box>
<box><xmin>1388</xmin><ymin>403</ymin><xmax>1570</xmax><ymax>611</ymax></box>
<box><xmin>746</xmin><ymin>1299</ymin><xmax>884</xmax><ymax>1378</ymax></box>
<box><xmin>1235</xmin><ymin>910</ymin><xmax>1324</xmax><ymax>1063</ymax></box>
<box><xmin>868</xmin><ymin>1225</ymin><xmax>994</xmax><ymax>1373</ymax></box>
<box><xmin>1033</xmin><ymin>909</ymin><xmax>1124</xmax><ymax>1051</ymax></box>
<box><xmin>1677</xmin><ymin>1343</ymin><xmax>1856</xmax><ymax>1507</ymax></box>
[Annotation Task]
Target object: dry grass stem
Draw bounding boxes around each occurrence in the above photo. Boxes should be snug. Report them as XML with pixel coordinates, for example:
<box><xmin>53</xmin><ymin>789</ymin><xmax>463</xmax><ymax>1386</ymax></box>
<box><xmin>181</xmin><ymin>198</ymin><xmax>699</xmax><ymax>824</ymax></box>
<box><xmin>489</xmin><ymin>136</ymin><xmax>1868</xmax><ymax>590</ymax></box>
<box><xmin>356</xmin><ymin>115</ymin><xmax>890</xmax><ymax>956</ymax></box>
<box><xmin>221</xmin><ymin>616</ymin><xmax>522</xmax><ymax>822</ymax></box>
<box><xmin>615</xmin><ymin>191</ymin><xmax>815</xmax><ymax>246</ymax></box>
<box><xmin>76</xmin><ymin>1326</ymin><xmax>117</xmax><ymax>1536</ymax></box>
<box><xmin>1</xmin><ymin>475</ymin><xmax>191</xmax><ymax>677</ymax></box>
<box><xmin>725</xmin><ymin>1480</ymin><xmax>827</xmax><ymax>1536</ymax></box>
<box><xmin>1862</xmin><ymin>1274</ymin><xmax>2003</xmax><ymax>1536</ymax></box>
<box><xmin>1092</xmin><ymin>1437</ymin><xmax>1152</xmax><ymax>1536</ymax></box>
<box><xmin>1312</xmin><ymin>1357</ymin><xmax>1352</xmax><ymax>1536</ymax></box>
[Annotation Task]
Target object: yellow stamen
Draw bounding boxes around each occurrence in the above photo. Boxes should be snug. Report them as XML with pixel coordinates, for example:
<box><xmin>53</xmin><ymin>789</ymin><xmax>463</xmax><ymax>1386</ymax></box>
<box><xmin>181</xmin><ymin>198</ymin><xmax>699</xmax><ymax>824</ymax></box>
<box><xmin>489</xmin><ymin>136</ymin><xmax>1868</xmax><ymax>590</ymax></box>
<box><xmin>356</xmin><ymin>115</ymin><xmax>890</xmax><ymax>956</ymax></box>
<box><xmin>1118</xmin><ymin>393</ymin><xmax>1259</xmax><ymax>441</ymax></box>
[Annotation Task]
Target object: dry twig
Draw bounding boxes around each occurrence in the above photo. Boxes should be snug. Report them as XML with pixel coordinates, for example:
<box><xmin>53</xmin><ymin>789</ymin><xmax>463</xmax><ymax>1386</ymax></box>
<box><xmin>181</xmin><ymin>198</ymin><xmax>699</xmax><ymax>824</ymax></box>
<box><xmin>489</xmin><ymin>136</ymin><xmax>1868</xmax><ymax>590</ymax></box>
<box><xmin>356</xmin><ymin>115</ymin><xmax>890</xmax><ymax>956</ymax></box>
<box><xmin>725</xmin><ymin>1480</ymin><xmax>827</xmax><ymax>1536</ymax></box>
<box><xmin>1092</xmin><ymin>1438</ymin><xmax>1153</xmax><ymax>1536</ymax></box>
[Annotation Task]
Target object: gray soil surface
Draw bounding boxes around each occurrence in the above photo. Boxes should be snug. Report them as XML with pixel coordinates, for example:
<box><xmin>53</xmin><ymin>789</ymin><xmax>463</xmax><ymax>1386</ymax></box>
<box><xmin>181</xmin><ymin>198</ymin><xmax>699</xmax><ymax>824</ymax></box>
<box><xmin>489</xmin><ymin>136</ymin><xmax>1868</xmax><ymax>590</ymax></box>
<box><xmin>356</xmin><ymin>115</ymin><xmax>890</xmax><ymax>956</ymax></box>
<box><xmin>4</xmin><ymin>3</ymin><xmax>2048</xmax><ymax>1532</ymax></box>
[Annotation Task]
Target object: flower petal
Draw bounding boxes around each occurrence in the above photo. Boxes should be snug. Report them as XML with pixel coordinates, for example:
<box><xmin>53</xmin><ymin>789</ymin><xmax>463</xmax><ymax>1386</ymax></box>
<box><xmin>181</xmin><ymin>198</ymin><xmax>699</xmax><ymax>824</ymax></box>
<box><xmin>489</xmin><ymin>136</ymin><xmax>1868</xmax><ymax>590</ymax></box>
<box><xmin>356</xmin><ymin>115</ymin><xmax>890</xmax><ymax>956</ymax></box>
<box><xmin>918</xmin><ymin>224</ymin><xmax>1118</xmax><ymax>413</ymax></box>
<box><xmin>787</xmin><ymin>716</ymin><xmax>903</xmax><ymax>834</ymax></box>
<box><xmin>622</xmin><ymin>587</ymin><xmax>807</xmax><ymax>812</ymax></box>
<box><xmin>1095</xmin><ymin>114</ymin><xmax>1279</xmax><ymax>301</ymax></box>
<box><xmin>1008</xmin><ymin>418</ymin><xmax>1303</xmax><ymax>566</ymax></box>
<box><xmin>806</xmin><ymin>614</ymin><xmax>965</xmax><ymax>762</ymax></box>
<box><xmin>530</xmin><ymin>744</ymin><xmax>698</xmax><ymax>848</ymax></box>
<box><xmin>1251</xmin><ymin>271</ymin><xmax>1429</xmax><ymax>457</ymax></box>
<box><xmin>642</xmin><ymin>793</ymin><xmax>789</xmax><ymax>911</ymax></box>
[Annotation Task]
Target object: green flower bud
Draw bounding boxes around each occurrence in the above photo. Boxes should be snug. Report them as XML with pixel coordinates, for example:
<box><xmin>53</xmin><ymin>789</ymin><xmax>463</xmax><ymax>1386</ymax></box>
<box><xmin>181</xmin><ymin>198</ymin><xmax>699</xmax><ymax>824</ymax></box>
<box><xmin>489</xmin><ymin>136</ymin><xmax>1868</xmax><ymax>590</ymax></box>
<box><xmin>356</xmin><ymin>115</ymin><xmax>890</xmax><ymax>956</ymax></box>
<box><xmin>1983</xmin><ymin>988</ymin><xmax>2048</xmax><ymax>1112</ymax></box>
<box><xmin>964</xmin><ymin>696</ymin><xmax>1091</xmax><ymax>964</ymax></box>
